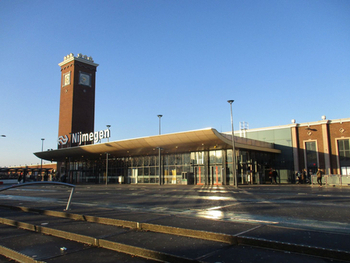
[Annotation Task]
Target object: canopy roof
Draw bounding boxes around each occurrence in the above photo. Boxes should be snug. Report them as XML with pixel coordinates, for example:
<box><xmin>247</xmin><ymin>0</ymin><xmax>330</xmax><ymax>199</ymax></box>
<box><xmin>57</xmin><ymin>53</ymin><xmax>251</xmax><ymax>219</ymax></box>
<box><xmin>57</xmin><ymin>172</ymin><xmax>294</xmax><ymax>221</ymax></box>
<box><xmin>34</xmin><ymin>128</ymin><xmax>280</xmax><ymax>162</ymax></box>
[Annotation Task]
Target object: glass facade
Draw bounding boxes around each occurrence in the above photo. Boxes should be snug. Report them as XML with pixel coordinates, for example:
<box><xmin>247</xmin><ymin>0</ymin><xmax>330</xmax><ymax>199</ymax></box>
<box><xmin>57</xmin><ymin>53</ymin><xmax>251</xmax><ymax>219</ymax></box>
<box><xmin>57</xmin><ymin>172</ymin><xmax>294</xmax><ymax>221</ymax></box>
<box><xmin>242</xmin><ymin>128</ymin><xmax>294</xmax><ymax>183</ymax></box>
<box><xmin>129</xmin><ymin>153</ymin><xmax>192</xmax><ymax>184</ymax></box>
<box><xmin>62</xmin><ymin>149</ymin><xmax>275</xmax><ymax>185</ymax></box>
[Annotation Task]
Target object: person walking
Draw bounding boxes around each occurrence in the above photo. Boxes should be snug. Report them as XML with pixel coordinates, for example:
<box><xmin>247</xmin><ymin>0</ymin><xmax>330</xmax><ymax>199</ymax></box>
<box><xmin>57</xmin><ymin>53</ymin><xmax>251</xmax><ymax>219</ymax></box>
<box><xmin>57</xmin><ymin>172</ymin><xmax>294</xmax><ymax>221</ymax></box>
<box><xmin>268</xmin><ymin>169</ymin><xmax>273</xmax><ymax>184</ymax></box>
<box><xmin>272</xmin><ymin>169</ymin><xmax>278</xmax><ymax>184</ymax></box>
<box><xmin>316</xmin><ymin>168</ymin><xmax>323</xmax><ymax>187</ymax></box>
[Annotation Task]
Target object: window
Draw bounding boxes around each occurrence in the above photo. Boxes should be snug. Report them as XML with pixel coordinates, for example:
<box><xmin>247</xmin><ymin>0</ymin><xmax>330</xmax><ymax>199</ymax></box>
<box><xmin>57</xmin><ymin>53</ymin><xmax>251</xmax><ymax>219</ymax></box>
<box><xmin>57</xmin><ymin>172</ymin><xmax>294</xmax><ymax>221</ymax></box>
<box><xmin>338</xmin><ymin>139</ymin><xmax>350</xmax><ymax>175</ymax></box>
<box><xmin>175</xmin><ymin>154</ymin><xmax>182</xmax><ymax>165</ymax></box>
<box><xmin>144</xmin><ymin>156</ymin><xmax>149</xmax><ymax>166</ymax></box>
<box><xmin>183</xmin><ymin>153</ymin><xmax>191</xmax><ymax>165</ymax></box>
<box><xmin>168</xmin><ymin>155</ymin><xmax>175</xmax><ymax>165</ymax></box>
<box><xmin>210</xmin><ymin>150</ymin><xmax>223</xmax><ymax>164</ymax></box>
<box><xmin>227</xmin><ymin>149</ymin><xmax>233</xmax><ymax>163</ymax></box>
<box><xmin>210</xmin><ymin>151</ymin><xmax>216</xmax><ymax>164</ymax></box>
<box><xmin>305</xmin><ymin>141</ymin><xmax>318</xmax><ymax>174</ymax></box>
<box><xmin>195</xmin><ymin>152</ymin><xmax>204</xmax><ymax>165</ymax></box>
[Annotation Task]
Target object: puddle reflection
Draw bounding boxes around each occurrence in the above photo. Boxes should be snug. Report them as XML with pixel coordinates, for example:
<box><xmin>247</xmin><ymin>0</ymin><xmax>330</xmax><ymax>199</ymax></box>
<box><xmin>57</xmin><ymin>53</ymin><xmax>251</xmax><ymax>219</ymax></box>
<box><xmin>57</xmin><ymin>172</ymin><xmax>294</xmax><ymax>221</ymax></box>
<box><xmin>204</xmin><ymin>196</ymin><xmax>232</xmax><ymax>201</ymax></box>
<box><xmin>198</xmin><ymin>210</ymin><xmax>225</xmax><ymax>220</ymax></box>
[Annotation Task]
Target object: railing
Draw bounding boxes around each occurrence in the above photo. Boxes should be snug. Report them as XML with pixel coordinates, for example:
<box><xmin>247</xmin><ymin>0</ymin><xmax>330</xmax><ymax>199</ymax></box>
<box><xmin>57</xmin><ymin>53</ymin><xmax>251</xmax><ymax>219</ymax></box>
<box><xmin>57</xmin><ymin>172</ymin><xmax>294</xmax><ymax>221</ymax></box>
<box><xmin>311</xmin><ymin>175</ymin><xmax>350</xmax><ymax>186</ymax></box>
<box><xmin>0</xmin><ymin>182</ymin><xmax>75</xmax><ymax>210</ymax></box>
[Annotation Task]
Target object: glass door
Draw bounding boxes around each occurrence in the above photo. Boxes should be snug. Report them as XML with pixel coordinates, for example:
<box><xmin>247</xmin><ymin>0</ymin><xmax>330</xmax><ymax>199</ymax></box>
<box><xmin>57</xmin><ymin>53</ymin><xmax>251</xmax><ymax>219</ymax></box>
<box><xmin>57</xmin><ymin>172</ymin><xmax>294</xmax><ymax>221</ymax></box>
<box><xmin>195</xmin><ymin>166</ymin><xmax>205</xmax><ymax>185</ymax></box>
<box><xmin>210</xmin><ymin>166</ymin><xmax>222</xmax><ymax>185</ymax></box>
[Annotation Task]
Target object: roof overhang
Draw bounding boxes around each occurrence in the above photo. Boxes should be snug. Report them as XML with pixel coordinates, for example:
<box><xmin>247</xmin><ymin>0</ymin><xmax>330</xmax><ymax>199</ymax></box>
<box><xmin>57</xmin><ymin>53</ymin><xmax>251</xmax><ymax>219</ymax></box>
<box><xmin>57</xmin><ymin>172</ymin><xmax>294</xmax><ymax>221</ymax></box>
<box><xmin>34</xmin><ymin>128</ymin><xmax>280</xmax><ymax>162</ymax></box>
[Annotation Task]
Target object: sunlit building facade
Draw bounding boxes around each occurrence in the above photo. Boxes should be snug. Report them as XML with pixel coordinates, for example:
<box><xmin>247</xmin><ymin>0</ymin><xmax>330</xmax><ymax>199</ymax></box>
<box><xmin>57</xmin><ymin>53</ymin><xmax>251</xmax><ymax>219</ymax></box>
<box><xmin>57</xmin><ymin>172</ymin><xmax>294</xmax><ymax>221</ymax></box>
<box><xmin>35</xmin><ymin>128</ymin><xmax>280</xmax><ymax>185</ymax></box>
<box><xmin>232</xmin><ymin>117</ymin><xmax>350</xmax><ymax>183</ymax></box>
<box><xmin>31</xmin><ymin>54</ymin><xmax>350</xmax><ymax>185</ymax></box>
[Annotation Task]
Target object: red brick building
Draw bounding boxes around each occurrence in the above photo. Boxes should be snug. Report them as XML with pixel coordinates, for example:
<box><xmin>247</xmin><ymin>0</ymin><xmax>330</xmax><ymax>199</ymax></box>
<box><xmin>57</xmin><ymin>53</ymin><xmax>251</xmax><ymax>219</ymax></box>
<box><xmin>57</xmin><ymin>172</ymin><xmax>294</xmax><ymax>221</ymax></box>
<box><xmin>242</xmin><ymin>117</ymin><xmax>350</xmax><ymax>183</ymax></box>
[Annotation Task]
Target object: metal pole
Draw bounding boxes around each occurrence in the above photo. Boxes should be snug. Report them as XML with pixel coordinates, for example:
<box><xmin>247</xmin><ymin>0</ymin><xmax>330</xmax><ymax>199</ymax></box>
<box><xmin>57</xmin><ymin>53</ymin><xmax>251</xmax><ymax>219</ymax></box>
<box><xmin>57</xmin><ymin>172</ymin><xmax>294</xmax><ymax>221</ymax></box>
<box><xmin>106</xmin><ymin>152</ymin><xmax>108</xmax><ymax>185</ymax></box>
<box><xmin>157</xmin><ymin>115</ymin><xmax>162</xmax><ymax>185</ymax></box>
<box><xmin>227</xmin><ymin>100</ymin><xmax>237</xmax><ymax>189</ymax></box>
<box><xmin>106</xmin><ymin>125</ymin><xmax>111</xmax><ymax>185</ymax></box>
<box><xmin>40</xmin><ymin>138</ymin><xmax>45</xmax><ymax>181</ymax></box>
<box><xmin>158</xmin><ymin>147</ymin><xmax>161</xmax><ymax>185</ymax></box>
<box><xmin>65</xmin><ymin>187</ymin><xmax>75</xmax><ymax>211</ymax></box>
<box><xmin>106</xmin><ymin>125</ymin><xmax>111</xmax><ymax>142</ymax></box>
<box><xmin>157</xmin><ymin>115</ymin><xmax>162</xmax><ymax>135</ymax></box>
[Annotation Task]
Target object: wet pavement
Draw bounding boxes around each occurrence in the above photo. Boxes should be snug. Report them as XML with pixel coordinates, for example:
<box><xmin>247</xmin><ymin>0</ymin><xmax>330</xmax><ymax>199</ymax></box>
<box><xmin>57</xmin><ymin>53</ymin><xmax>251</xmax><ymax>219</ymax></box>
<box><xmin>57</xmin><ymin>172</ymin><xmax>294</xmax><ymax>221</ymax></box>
<box><xmin>0</xmin><ymin>184</ymin><xmax>350</xmax><ymax>262</ymax></box>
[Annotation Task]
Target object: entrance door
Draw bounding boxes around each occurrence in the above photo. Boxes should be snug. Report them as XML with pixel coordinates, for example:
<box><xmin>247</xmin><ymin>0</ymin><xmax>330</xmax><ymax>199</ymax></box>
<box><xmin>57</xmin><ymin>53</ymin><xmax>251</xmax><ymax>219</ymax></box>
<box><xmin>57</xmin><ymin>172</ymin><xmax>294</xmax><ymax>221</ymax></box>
<box><xmin>210</xmin><ymin>166</ymin><xmax>222</xmax><ymax>185</ymax></box>
<box><xmin>195</xmin><ymin>166</ymin><xmax>204</xmax><ymax>185</ymax></box>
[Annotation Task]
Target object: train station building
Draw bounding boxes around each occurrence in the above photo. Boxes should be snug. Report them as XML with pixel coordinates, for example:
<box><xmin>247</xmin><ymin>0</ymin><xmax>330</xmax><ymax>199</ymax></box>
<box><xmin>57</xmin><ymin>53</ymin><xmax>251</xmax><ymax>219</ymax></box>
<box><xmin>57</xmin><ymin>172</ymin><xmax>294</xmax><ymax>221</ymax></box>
<box><xmin>33</xmin><ymin>54</ymin><xmax>350</xmax><ymax>186</ymax></box>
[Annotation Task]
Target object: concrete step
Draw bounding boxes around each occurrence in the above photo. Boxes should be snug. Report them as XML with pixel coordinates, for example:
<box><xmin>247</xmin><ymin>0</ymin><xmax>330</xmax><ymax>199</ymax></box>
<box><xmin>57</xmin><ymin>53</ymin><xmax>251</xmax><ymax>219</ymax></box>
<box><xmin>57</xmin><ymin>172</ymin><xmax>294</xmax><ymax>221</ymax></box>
<box><xmin>0</xmin><ymin>205</ymin><xmax>349</xmax><ymax>262</ymax></box>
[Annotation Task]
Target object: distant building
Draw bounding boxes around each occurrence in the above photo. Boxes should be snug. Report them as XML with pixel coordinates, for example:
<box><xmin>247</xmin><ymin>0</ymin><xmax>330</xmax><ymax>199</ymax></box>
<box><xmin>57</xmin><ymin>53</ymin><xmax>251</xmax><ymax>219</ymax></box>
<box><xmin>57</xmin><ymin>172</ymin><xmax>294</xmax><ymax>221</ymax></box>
<box><xmin>0</xmin><ymin>163</ymin><xmax>57</xmax><ymax>184</ymax></box>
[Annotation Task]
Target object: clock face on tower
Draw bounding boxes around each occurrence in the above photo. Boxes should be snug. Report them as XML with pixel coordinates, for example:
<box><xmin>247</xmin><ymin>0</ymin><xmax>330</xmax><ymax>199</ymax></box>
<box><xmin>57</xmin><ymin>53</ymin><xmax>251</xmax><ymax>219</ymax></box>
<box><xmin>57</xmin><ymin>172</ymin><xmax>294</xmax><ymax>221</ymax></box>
<box><xmin>63</xmin><ymin>72</ymin><xmax>70</xmax><ymax>86</ymax></box>
<box><xmin>79</xmin><ymin>72</ymin><xmax>91</xmax><ymax>87</ymax></box>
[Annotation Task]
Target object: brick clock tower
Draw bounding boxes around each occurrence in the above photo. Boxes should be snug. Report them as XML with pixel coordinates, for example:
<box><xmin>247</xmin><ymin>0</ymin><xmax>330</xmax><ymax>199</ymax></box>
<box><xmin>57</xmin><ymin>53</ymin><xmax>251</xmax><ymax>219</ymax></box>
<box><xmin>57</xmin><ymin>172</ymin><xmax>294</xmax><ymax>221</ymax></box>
<box><xmin>58</xmin><ymin>53</ymin><xmax>99</xmax><ymax>149</ymax></box>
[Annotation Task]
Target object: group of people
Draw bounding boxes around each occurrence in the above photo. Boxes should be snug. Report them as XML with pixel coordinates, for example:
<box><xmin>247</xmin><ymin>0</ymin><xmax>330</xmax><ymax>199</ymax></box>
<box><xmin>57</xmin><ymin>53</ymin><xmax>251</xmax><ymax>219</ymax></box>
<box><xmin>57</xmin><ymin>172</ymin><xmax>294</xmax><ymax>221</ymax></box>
<box><xmin>295</xmin><ymin>168</ymin><xmax>323</xmax><ymax>186</ymax></box>
<box><xmin>17</xmin><ymin>172</ymin><xmax>52</xmax><ymax>183</ymax></box>
<box><xmin>295</xmin><ymin>169</ymin><xmax>309</xmax><ymax>184</ymax></box>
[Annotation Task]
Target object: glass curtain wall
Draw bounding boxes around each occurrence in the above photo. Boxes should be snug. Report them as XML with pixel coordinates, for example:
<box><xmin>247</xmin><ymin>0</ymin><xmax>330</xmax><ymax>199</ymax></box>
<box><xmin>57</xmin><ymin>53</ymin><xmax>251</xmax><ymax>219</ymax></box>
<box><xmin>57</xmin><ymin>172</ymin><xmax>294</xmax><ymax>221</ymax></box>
<box><xmin>163</xmin><ymin>153</ymin><xmax>191</xmax><ymax>184</ymax></box>
<box><xmin>226</xmin><ymin>149</ymin><xmax>273</xmax><ymax>185</ymax></box>
<box><xmin>66</xmin><ymin>157</ymin><xmax>130</xmax><ymax>184</ymax></box>
<box><xmin>129</xmin><ymin>153</ymin><xmax>191</xmax><ymax>184</ymax></box>
<box><xmin>63</xmin><ymin>149</ymin><xmax>275</xmax><ymax>185</ymax></box>
<box><xmin>68</xmin><ymin>161</ymin><xmax>93</xmax><ymax>184</ymax></box>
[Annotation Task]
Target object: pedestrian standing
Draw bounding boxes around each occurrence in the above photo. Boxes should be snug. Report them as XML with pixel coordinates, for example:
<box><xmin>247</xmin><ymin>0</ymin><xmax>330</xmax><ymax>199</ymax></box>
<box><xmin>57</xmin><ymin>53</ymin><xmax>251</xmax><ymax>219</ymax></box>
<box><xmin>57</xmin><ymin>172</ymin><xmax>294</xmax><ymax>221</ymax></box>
<box><xmin>301</xmin><ymin>169</ymin><xmax>307</xmax><ymax>184</ymax></box>
<box><xmin>17</xmin><ymin>173</ymin><xmax>22</xmax><ymax>184</ymax></box>
<box><xmin>316</xmin><ymin>168</ymin><xmax>323</xmax><ymax>187</ymax></box>
<box><xmin>268</xmin><ymin>169</ymin><xmax>273</xmax><ymax>184</ymax></box>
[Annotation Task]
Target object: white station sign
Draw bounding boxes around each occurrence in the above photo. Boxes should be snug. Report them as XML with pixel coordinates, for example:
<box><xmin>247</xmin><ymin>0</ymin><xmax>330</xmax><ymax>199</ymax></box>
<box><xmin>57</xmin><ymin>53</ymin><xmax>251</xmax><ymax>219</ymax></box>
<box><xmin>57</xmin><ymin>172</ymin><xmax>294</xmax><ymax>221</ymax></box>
<box><xmin>58</xmin><ymin>128</ymin><xmax>110</xmax><ymax>146</ymax></box>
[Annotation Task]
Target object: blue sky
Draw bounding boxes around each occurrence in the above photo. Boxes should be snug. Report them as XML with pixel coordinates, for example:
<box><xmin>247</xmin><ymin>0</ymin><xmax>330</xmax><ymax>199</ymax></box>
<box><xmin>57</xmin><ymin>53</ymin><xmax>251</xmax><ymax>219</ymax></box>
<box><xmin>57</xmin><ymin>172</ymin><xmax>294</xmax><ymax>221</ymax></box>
<box><xmin>1</xmin><ymin>0</ymin><xmax>349</xmax><ymax>167</ymax></box>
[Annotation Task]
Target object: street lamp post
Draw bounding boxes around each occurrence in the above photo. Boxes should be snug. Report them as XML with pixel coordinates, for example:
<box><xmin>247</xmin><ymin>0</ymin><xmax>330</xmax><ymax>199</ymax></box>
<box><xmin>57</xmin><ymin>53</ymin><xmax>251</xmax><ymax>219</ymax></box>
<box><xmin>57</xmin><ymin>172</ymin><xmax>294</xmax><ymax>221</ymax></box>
<box><xmin>106</xmin><ymin>125</ymin><xmax>111</xmax><ymax>142</ymax></box>
<box><xmin>106</xmin><ymin>125</ymin><xmax>111</xmax><ymax>185</ymax></box>
<box><xmin>157</xmin><ymin>115</ymin><xmax>162</xmax><ymax>135</ymax></box>
<box><xmin>227</xmin><ymin>100</ymin><xmax>237</xmax><ymax>188</ymax></box>
<box><xmin>106</xmin><ymin>152</ymin><xmax>109</xmax><ymax>185</ymax></box>
<box><xmin>157</xmin><ymin>115</ymin><xmax>163</xmax><ymax>185</ymax></box>
<box><xmin>40</xmin><ymin>138</ymin><xmax>45</xmax><ymax>181</ymax></box>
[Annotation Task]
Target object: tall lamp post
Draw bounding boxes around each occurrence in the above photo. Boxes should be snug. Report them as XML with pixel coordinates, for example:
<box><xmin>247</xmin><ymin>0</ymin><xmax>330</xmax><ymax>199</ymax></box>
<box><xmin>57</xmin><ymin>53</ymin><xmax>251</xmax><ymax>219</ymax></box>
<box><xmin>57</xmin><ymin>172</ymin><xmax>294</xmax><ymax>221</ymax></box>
<box><xmin>157</xmin><ymin>115</ymin><xmax>162</xmax><ymax>135</ymax></box>
<box><xmin>41</xmin><ymin>138</ymin><xmax>45</xmax><ymax>180</ymax></box>
<box><xmin>106</xmin><ymin>125</ymin><xmax>111</xmax><ymax>185</ymax></box>
<box><xmin>227</xmin><ymin>100</ymin><xmax>237</xmax><ymax>188</ymax></box>
<box><xmin>157</xmin><ymin>115</ymin><xmax>163</xmax><ymax>185</ymax></box>
<box><xmin>106</xmin><ymin>125</ymin><xmax>111</xmax><ymax>142</ymax></box>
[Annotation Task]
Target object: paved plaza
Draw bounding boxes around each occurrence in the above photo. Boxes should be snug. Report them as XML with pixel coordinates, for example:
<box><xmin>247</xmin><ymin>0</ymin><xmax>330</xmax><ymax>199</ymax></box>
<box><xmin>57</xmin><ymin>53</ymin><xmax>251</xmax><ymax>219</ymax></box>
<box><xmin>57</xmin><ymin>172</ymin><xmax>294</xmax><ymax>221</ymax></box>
<box><xmin>0</xmin><ymin>183</ymin><xmax>350</xmax><ymax>262</ymax></box>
